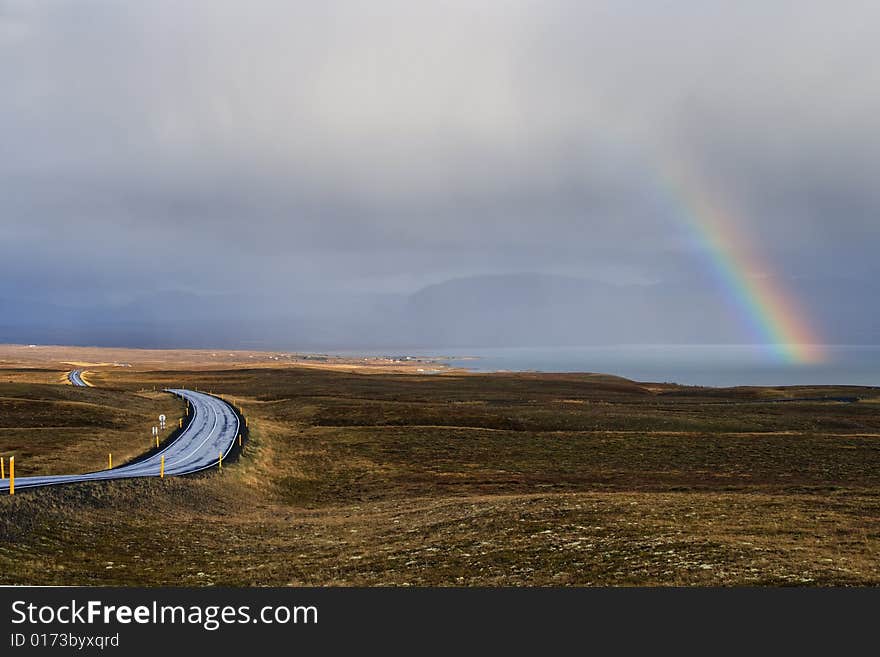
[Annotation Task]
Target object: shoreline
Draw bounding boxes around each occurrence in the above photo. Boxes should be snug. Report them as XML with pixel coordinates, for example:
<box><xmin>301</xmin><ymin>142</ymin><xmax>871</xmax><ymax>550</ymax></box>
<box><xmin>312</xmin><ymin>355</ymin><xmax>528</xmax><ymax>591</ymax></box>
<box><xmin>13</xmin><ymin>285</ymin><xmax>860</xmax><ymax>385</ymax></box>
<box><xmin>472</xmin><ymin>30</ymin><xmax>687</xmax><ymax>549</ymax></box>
<box><xmin>1</xmin><ymin>343</ymin><xmax>879</xmax><ymax>389</ymax></box>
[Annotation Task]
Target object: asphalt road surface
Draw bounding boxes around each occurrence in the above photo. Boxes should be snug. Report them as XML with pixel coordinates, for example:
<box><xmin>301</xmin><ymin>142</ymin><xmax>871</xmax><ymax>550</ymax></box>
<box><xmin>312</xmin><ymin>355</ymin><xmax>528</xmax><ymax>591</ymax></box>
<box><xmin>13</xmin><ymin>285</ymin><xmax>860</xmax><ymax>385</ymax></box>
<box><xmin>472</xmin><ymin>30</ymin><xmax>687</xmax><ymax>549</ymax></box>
<box><xmin>68</xmin><ymin>369</ymin><xmax>89</xmax><ymax>387</ymax></box>
<box><xmin>0</xmin><ymin>389</ymin><xmax>240</xmax><ymax>492</ymax></box>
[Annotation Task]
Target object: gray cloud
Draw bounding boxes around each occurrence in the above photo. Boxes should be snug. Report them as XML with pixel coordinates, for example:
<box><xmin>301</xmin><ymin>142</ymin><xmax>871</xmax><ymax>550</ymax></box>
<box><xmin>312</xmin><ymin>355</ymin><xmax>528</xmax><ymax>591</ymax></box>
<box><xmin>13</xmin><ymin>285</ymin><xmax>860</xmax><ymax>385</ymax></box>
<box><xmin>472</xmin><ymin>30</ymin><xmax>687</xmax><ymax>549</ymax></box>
<box><xmin>1</xmin><ymin>1</ymin><xmax>878</xmax><ymax>344</ymax></box>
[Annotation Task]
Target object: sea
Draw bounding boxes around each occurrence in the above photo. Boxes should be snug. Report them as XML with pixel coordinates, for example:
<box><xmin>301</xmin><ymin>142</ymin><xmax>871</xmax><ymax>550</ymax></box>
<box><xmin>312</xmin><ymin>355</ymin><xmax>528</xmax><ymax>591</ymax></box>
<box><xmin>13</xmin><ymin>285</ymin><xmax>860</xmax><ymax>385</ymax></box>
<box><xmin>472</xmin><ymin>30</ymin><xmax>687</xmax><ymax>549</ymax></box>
<box><xmin>328</xmin><ymin>345</ymin><xmax>880</xmax><ymax>388</ymax></box>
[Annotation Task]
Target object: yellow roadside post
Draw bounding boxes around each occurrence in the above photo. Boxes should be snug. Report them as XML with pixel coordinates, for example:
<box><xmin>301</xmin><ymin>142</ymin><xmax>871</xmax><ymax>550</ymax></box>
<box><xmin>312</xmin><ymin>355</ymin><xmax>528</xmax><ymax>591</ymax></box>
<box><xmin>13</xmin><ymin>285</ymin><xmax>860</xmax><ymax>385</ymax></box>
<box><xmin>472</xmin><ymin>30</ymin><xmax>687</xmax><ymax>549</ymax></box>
<box><xmin>156</xmin><ymin>436</ymin><xmax>159</xmax><ymax>449</ymax></box>
<box><xmin>160</xmin><ymin>455</ymin><xmax>165</xmax><ymax>478</ymax></box>
<box><xmin>1</xmin><ymin>457</ymin><xmax>4</xmax><ymax>479</ymax></box>
<box><xmin>218</xmin><ymin>452</ymin><xmax>223</xmax><ymax>470</ymax></box>
<box><xmin>108</xmin><ymin>453</ymin><xmax>112</xmax><ymax>469</ymax></box>
<box><xmin>238</xmin><ymin>434</ymin><xmax>242</xmax><ymax>447</ymax></box>
<box><xmin>9</xmin><ymin>456</ymin><xmax>13</xmax><ymax>495</ymax></box>
<box><xmin>179</xmin><ymin>418</ymin><xmax>183</xmax><ymax>429</ymax></box>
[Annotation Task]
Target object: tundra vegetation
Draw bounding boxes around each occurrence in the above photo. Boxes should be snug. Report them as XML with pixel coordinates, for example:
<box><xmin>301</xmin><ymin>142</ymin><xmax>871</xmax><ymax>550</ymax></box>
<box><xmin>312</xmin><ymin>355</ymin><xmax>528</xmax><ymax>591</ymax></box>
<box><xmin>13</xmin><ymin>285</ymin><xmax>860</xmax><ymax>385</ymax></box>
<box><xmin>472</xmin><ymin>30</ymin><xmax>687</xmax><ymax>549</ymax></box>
<box><xmin>1</xmin><ymin>348</ymin><xmax>879</xmax><ymax>586</ymax></box>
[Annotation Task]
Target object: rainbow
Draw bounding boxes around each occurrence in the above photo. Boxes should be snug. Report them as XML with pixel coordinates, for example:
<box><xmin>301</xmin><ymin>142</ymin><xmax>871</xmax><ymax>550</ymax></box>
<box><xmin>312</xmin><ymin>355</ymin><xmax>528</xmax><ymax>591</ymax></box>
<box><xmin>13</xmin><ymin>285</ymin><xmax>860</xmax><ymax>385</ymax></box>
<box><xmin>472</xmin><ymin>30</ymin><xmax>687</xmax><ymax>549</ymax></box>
<box><xmin>658</xmin><ymin>158</ymin><xmax>826</xmax><ymax>364</ymax></box>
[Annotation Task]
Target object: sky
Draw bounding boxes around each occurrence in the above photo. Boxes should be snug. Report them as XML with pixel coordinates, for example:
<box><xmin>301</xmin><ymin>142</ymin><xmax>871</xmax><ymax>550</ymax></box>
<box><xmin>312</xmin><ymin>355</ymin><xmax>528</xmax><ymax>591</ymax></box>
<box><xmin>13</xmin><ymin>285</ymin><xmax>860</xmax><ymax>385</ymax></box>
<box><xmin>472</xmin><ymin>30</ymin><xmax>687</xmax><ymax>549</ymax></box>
<box><xmin>1</xmin><ymin>1</ymin><xmax>878</xmax><ymax>347</ymax></box>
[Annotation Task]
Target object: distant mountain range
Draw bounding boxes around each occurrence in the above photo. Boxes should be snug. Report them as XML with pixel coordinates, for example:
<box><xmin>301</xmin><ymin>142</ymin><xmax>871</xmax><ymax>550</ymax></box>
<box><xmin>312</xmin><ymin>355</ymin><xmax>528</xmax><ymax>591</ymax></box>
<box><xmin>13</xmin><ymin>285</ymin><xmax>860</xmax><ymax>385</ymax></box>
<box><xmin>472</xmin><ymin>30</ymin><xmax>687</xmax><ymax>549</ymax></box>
<box><xmin>0</xmin><ymin>273</ymin><xmax>876</xmax><ymax>349</ymax></box>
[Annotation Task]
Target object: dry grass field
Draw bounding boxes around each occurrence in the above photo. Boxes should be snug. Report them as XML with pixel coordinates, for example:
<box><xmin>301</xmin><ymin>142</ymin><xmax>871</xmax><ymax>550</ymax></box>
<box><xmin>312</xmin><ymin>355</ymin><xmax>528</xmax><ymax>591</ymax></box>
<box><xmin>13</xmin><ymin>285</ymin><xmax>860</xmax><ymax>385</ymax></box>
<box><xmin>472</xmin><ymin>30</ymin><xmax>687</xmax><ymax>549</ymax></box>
<box><xmin>1</xmin><ymin>346</ymin><xmax>879</xmax><ymax>586</ymax></box>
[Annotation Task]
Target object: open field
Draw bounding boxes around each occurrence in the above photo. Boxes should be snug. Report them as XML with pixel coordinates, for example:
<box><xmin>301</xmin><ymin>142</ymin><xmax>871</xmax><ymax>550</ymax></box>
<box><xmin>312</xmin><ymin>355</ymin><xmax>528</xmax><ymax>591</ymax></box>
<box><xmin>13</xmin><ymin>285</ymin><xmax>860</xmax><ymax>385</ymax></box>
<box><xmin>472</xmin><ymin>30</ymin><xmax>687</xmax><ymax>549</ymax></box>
<box><xmin>1</xmin><ymin>347</ymin><xmax>879</xmax><ymax>585</ymax></box>
<box><xmin>0</xmin><ymin>343</ymin><xmax>449</xmax><ymax>376</ymax></box>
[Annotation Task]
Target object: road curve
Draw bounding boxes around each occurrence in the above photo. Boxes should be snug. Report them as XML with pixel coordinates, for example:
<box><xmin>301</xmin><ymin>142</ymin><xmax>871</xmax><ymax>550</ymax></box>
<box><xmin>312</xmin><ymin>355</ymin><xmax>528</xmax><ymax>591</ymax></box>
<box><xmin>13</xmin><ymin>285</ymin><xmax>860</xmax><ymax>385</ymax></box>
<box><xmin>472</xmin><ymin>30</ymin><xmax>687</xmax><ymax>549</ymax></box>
<box><xmin>0</xmin><ymin>390</ymin><xmax>240</xmax><ymax>493</ymax></box>
<box><xmin>68</xmin><ymin>369</ymin><xmax>90</xmax><ymax>387</ymax></box>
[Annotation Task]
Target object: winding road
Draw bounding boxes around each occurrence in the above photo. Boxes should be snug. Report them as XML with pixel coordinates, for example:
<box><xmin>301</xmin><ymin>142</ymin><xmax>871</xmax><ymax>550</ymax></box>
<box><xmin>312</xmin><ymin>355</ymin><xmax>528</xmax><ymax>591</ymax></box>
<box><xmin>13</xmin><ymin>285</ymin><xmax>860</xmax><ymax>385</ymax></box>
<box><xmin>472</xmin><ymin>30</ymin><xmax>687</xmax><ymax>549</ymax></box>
<box><xmin>68</xmin><ymin>369</ymin><xmax>90</xmax><ymax>387</ymax></box>
<box><xmin>0</xmin><ymin>389</ymin><xmax>240</xmax><ymax>492</ymax></box>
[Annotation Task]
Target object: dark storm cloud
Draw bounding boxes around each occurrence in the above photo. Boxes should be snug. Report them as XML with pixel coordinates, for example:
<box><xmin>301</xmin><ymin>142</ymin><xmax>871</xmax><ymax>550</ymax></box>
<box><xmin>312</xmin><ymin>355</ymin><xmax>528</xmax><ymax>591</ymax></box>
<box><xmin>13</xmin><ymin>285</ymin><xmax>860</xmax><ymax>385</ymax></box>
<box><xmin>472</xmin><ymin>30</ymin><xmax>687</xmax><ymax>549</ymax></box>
<box><xmin>2</xmin><ymin>0</ymin><xmax>878</xmax><ymax>345</ymax></box>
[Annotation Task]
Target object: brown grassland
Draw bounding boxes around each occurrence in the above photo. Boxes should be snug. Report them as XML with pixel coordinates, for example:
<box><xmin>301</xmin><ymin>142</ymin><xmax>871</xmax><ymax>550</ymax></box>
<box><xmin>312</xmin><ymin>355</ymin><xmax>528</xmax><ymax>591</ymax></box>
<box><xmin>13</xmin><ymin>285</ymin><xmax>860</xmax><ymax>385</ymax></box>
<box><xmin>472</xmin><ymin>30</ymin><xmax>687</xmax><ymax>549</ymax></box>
<box><xmin>1</xmin><ymin>344</ymin><xmax>879</xmax><ymax>586</ymax></box>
